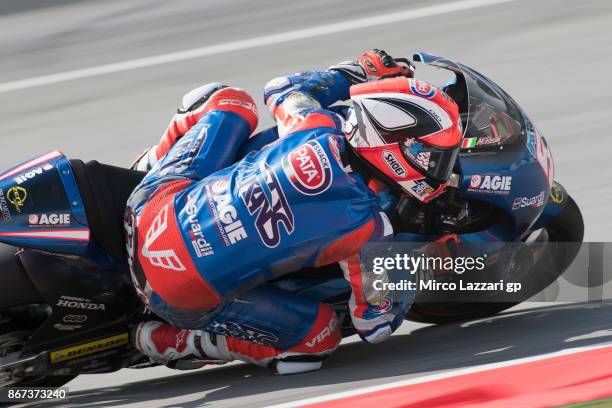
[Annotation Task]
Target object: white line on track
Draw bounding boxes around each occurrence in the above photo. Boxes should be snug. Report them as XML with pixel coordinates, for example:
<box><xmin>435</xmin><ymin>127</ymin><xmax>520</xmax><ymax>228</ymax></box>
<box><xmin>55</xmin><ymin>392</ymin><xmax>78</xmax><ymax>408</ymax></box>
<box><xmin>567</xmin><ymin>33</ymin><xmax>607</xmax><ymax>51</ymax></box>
<box><xmin>266</xmin><ymin>342</ymin><xmax>612</xmax><ymax>408</ymax></box>
<box><xmin>0</xmin><ymin>0</ymin><xmax>519</xmax><ymax>94</ymax></box>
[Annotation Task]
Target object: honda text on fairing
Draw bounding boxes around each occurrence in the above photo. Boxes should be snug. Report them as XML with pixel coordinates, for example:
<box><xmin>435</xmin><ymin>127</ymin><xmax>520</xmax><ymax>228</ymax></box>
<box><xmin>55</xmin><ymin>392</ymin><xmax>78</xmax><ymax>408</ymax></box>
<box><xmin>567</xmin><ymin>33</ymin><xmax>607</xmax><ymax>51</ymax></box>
<box><xmin>0</xmin><ymin>53</ymin><xmax>583</xmax><ymax>386</ymax></box>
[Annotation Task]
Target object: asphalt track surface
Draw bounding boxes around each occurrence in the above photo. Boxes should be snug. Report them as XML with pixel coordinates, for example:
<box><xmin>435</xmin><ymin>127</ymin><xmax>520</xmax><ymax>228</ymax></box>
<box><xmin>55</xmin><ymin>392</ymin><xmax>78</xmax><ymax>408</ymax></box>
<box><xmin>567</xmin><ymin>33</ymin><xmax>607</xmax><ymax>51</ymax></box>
<box><xmin>1</xmin><ymin>0</ymin><xmax>611</xmax><ymax>406</ymax></box>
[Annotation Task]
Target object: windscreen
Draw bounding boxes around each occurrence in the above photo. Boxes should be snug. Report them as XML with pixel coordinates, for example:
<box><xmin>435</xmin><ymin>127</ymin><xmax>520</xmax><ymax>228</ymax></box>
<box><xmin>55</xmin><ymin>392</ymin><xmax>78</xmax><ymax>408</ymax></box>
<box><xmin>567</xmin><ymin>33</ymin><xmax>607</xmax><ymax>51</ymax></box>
<box><xmin>457</xmin><ymin>66</ymin><xmax>525</xmax><ymax>150</ymax></box>
<box><xmin>413</xmin><ymin>52</ymin><xmax>526</xmax><ymax>152</ymax></box>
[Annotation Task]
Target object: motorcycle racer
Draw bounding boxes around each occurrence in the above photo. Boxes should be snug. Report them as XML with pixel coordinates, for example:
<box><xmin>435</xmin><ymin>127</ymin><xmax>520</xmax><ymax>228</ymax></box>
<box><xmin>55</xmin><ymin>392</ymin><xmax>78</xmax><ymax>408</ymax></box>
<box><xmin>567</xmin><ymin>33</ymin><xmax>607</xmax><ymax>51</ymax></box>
<box><xmin>128</xmin><ymin>49</ymin><xmax>462</xmax><ymax>374</ymax></box>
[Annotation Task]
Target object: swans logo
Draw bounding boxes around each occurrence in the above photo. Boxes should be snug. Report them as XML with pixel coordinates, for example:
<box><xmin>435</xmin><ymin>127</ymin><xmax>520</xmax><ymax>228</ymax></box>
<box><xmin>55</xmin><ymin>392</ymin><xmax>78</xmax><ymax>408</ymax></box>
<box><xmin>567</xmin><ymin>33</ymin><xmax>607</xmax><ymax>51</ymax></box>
<box><xmin>141</xmin><ymin>204</ymin><xmax>186</xmax><ymax>271</ymax></box>
<box><xmin>283</xmin><ymin>140</ymin><xmax>333</xmax><ymax>195</ymax></box>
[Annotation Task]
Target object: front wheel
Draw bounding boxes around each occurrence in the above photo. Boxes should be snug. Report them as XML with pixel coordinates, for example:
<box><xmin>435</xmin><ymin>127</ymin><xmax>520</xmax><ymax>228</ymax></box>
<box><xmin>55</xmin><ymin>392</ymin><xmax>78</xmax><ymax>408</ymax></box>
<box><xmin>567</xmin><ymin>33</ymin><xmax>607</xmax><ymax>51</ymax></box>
<box><xmin>406</xmin><ymin>193</ymin><xmax>584</xmax><ymax>324</ymax></box>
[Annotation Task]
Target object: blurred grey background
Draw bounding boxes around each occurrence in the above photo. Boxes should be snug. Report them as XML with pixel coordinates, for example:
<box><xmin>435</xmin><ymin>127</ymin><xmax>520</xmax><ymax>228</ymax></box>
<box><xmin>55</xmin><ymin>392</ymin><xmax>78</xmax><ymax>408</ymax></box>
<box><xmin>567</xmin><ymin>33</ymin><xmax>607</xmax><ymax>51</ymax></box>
<box><xmin>1</xmin><ymin>0</ymin><xmax>611</xmax><ymax>241</ymax></box>
<box><xmin>2</xmin><ymin>1</ymin><xmax>612</xmax><ymax>406</ymax></box>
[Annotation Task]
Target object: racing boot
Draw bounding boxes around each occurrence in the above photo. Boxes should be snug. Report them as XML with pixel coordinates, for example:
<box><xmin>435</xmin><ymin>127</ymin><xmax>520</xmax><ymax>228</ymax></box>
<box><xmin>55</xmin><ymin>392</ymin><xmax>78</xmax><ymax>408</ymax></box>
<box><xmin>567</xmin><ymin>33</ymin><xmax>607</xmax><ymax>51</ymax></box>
<box><xmin>133</xmin><ymin>321</ymin><xmax>224</xmax><ymax>367</ymax></box>
<box><xmin>194</xmin><ymin>306</ymin><xmax>341</xmax><ymax>375</ymax></box>
<box><xmin>195</xmin><ymin>332</ymin><xmax>327</xmax><ymax>375</ymax></box>
<box><xmin>134</xmin><ymin>321</ymin><xmax>197</xmax><ymax>364</ymax></box>
<box><xmin>134</xmin><ymin>321</ymin><xmax>335</xmax><ymax>375</ymax></box>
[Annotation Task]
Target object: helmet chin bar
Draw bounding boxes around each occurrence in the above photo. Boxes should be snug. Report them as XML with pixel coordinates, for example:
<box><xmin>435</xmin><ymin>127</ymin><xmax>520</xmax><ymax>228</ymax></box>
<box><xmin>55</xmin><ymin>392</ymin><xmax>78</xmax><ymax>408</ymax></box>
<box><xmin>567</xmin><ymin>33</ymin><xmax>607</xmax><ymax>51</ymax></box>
<box><xmin>344</xmin><ymin>141</ymin><xmax>449</xmax><ymax>204</ymax></box>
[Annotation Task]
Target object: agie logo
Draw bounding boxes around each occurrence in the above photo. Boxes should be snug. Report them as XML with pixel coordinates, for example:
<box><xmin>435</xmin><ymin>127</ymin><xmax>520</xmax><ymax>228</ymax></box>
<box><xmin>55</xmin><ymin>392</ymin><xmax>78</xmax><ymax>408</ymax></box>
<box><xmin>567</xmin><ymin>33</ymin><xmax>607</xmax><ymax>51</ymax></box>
<box><xmin>28</xmin><ymin>213</ymin><xmax>71</xmax><ymax>227</ymax></box>
<box><xmin>283</xmin><ymin>140</ymin><xmax>333</xmax><ymax>195</ymax></box>
<box><xmin>14</xmin><ymin>163</ymin><xmax>54</xmax><ymax>185</ymax></box>
<box><xmin>467</xmin><ymin>174</ymin><xmax>512</xmax><ymax>195</ymax></box>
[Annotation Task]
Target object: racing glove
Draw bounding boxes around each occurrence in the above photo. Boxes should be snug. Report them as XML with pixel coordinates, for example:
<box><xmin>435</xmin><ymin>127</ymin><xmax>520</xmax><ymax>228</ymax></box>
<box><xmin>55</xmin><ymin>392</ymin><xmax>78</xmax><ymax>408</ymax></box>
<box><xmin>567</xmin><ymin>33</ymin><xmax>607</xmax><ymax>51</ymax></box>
<box><xmin>335</xmin><ymin>211</ymin><xmax>415</xmax><ymax>344</ymax></box>
<box><xmin>329</xmin><ymin>49</ymin><xmax>415</xmax><ymax>85</ymax></box>
<box><xmin>340</xmin><ymin>251</ymin><xmax>414</xmax><ymax>344</ymax></box>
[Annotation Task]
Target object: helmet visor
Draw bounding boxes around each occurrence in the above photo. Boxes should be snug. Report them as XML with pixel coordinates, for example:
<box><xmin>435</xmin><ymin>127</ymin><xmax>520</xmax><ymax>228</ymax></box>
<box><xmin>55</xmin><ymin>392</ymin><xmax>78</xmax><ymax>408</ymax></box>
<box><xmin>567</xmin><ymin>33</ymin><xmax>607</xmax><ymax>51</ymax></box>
<box><xmin>400</xmin><ymin>137</ymin><xmax>459</xmax><ymax>182</ymax></box>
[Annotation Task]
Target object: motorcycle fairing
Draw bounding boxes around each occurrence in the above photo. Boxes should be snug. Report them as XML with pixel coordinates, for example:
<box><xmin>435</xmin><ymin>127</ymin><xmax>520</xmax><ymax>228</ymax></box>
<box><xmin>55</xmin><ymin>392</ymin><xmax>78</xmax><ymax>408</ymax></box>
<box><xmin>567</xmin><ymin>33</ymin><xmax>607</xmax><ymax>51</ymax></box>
<box><xmin>0</xmin><ymin>151</ymin><xmax>90</xmax><ymax>254</ymax></box>
<box><xmin>413</xmin><ymin>52</ymin><xmax>554</xmax><ymax>239</ymax></box>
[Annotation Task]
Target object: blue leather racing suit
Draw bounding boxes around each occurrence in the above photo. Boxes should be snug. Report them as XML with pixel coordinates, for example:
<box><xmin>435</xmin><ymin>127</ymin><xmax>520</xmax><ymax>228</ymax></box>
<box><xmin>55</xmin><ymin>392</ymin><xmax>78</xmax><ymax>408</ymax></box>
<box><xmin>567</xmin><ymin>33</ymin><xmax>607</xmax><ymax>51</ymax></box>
<box><xmin>126</xmin><ymin>69</ymin><xmax>410</xmax><ymax>366</ymax></box>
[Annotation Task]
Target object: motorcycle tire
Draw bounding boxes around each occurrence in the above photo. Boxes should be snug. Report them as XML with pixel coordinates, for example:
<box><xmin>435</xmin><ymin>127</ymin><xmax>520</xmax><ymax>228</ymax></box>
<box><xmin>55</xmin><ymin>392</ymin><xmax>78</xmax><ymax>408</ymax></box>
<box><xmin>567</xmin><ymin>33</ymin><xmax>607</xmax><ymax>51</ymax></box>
<box><xmin>406</xmin><ymin>193</ymin><xmax>584</xmax><ymax>324</ymax></box>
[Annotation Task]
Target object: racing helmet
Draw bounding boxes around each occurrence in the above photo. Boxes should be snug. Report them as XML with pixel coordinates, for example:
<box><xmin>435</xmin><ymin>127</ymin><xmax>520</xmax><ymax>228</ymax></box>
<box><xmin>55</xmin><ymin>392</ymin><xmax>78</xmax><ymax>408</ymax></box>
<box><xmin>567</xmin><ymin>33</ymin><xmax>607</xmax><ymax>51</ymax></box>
<box><xmin>344</xmin><ymin>77</ymin><xmax>462</xmax><ymax>202</ymax></box>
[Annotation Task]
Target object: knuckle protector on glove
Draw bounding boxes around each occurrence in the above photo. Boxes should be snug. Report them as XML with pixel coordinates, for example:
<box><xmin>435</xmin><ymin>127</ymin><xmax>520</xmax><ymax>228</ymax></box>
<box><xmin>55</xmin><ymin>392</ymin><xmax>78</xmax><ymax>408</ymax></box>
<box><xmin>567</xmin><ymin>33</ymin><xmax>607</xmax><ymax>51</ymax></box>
<box><xmin>329</xmin><ymin>61</ymin><xmax>368</xmax><ymax>85</ymax></box>
<box><xmin>361</xmin><ymin>324</ymin><xmax>393</xmax><ymax>344</ymax></box>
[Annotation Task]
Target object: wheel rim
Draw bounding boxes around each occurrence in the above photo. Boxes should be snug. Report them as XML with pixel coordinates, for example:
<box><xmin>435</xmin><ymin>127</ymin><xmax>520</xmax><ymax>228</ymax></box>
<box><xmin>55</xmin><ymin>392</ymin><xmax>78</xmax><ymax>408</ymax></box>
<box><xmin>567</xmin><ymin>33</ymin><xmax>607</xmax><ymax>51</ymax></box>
<box><xmin>412</xmin><ymin>227</ymin><xmax>557</xmax><ymax>319</ymax></box>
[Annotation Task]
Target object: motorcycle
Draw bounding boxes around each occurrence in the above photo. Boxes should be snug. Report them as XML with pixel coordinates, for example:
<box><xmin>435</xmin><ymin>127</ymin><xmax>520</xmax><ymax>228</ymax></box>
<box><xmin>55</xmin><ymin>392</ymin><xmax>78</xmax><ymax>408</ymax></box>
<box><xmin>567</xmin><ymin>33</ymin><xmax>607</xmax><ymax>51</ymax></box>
<box><xmin>0</xmin><ymin>53</ymin><xmax>583</xmax><ymax>387</ymax></box>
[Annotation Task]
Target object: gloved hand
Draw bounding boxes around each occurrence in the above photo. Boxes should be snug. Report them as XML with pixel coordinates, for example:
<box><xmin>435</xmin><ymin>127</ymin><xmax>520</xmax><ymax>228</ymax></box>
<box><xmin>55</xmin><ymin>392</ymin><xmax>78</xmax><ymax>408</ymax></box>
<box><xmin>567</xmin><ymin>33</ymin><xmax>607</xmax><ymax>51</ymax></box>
<box><xmin>358</xmin><ymin>49</ymin><xmax>415</xmax><ymax>79</ymax></box>
<box><xmin>350</xmin><ymin>298</ymin><xmax>408</xmax><ymax>344</ymax></box>
<box><xmin>330</xmin><ymin>49</ymin><xmax>415</xmax><ymax>85</ymax></box>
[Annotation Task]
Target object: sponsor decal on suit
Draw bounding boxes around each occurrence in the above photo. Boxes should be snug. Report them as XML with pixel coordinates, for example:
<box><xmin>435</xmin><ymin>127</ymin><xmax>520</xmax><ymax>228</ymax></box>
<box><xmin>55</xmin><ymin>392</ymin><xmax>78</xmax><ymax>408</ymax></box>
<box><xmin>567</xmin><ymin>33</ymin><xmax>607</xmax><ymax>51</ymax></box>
<box><xmin>239</xmin><ymin>162</ymin><xmax>294</xmax><ymax>248</ymax></box>
<box><xmin>283</xmin><ymin>140</ymin><xmax>333</xmax><ymax>195</ymax></box>
<box><xmin>206</xmin><ymin>179</ymin><xmax>248</xmax><ymax>246</ymax></box>
<box><xmin>208</xmin><ymin>321</ymin><xmax>278</xmax><ymax>346</ymax></box>
<box><xmin>141</xmin><ymin>204</ymin><xmax>186</xmax><ymax>272</ymax></box>
<box><xmin>306</xmin><ymin>315</ymin><xmax>338</xmax><ymax>348</ymax></box>
<box><xmin>185</xmin><ymin>192</ymin><xmax>214</xmax><ymax>257</ymax></box>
